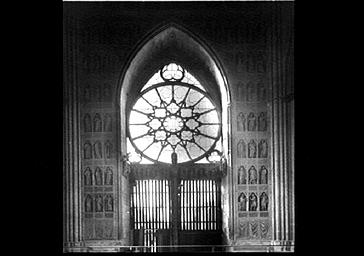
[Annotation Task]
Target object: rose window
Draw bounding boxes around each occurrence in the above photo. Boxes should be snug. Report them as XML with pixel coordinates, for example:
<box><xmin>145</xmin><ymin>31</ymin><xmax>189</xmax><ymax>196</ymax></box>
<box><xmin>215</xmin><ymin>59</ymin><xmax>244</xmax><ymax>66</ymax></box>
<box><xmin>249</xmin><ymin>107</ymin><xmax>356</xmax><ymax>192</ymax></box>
<box><xmin>128</xmin><ymin>63</ymin><xmax>221</xmax><ymax>164</ymax></box>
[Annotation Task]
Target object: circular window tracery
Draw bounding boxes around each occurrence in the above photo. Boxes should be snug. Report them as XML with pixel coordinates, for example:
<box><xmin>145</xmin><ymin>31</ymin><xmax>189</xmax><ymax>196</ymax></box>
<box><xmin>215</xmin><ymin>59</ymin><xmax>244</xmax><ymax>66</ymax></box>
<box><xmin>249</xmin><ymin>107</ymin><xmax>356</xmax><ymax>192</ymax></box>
<box><xmin>128</xmin><ymin>63</ymin><xmax>221</xmax><ymax>164</ymax></box>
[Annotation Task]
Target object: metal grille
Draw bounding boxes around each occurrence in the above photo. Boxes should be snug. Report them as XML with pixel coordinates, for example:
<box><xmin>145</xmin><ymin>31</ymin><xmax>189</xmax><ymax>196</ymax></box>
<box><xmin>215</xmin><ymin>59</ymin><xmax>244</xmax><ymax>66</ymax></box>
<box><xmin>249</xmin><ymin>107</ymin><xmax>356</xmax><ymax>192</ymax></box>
<box><xmin>131</xmin><ymin>180</ymin><xmax>170</xmax><ymax>252</ymax></box>
<box><xmin>131</xmin><ymin>178</ymin><xmax>221</xmax><ymax>251</ymax></box>
<box><xmin>180</xmin><ymin>179</ymin><xmax>220</xmax><ymax>230</ymax></box>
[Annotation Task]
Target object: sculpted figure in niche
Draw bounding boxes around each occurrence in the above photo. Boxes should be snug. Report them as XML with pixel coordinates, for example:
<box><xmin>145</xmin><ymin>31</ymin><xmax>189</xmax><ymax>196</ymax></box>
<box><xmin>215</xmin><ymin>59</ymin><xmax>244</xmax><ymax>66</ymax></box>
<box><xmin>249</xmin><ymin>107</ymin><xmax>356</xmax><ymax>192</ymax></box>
<box><xmin>259</xmin><ymin>166</ymin><xmax>268</xmax><ymax>184</ymax></box>
<box><xmin>237</xmin><ymin>112</ymin><xmax>246</xmax><ymax>132</ymax></box>
<box><xmin>237</xmin><ymin>139</ymin><xmax>246</xmax><ymax>158</ymax></box>
<box><xmin>237</xmin><ymin>82</ymin><xmax>246</xmax><ymax>101</ymax></box>
<box><xmin>256</xmin><ymin>51</ymin><xmax>267</xmax><ymax>73</ymax></box>
<box><xmin>93</xmin><ymin>113</ymin><xmax>102</xmax><ymax>133</ymax></box>
<box><xmin>260</xmin><ymin>192</ymin><xmax>269</xmax><ymax>211</ymax></box>
<box><xmin>259</xmin><ymin>165</ymin><xmax>268</xmax><ymax>184</ymax></box>
<box><xmin>84</xmin><ymin>84</ymin><xmax>91</xmax><ymax>102</ymax></box>
<box><xmin>239</xmin><ymin>221</ymin><xmax>248</xmax><ymax>238</ymax></box>
<box><xmin>248</xmin><ymin>140</ymin><xmax>257</xmax><ymax>158</ymax></box>
<box><xmin>238</xmin><ymin>166</ymin><xmax>246</xmax><ymax>184</ymax></box>
<box><xmin>84</xmin><ymin>167</ymin><xmax>93</xmax><ymax>186</ymax></box>
<box><xmin>260</xmin><ymin>221</ymin><xmax>269</xmax><ymax>238</ymax></box>
<box><xmin>83</xmin><ymin>113</ymin><xmax>92</xmax><ymax>133</ymax></box>
<box><xmin>247</xmin><ymin>112</ymin><xmax>257</xmax><ymax>131</ymax></box>
<box><xmin>104</xmin><ymin>167</ymin><xmax>113</xmax><ymax>185</ymax></box>
<box><xmin>246</xmin><ymin>52</ymin><xmax>255</xmax><ymax>73</ymax></box>
<box><xmin>238</xmin><ymin>192</ymin><xmax>247</xmax><ymax>211</ymax></box>
<box><xmin>105</xmin><ymin>140</ymin><xmax>113</xmax><ymax>159</ymax></box>
<box><xmin>95</xmin><ymin>194</ymin><xmax>103</xmax><ymax>212</ymax></box>
<box><xmin>103</xmin><ymin>83</ymin><xmax>112</xmax><ymax>102</ymax></box>
<box><xmin>103</xmin><ymin>113</ymin><xmax>112</xmax><ymax>132</ymax></box>
<box><xmin>235</xmin><ymin>52</ymin><xmax>245</xmax><ymax>73</ymax></box>
<box><xmin>104</xmin><ymin>194</ymin><xmax>114</xmax><ymax>212</ymax></box>
<box><xmin>258</xmin><ymin>139</ymin><xmax>268</xmax><ymax>158</ymax></box>
<box><xmin>83</xmin><ymin>141</ymin><xmax>92</xmax><ymax>159</ymax></box>
<box><xmin>93</xmin><ymin>141</ymin><xmax>103</xmax><ymax>159</ymax></box>
<box><xmin>246</xmin><ymin>82</ymin><xmax>255</xmax><ymax>102</ymax></box>
<box><xmin>93</xmin><ymin>84</ymin><xmax>102</xmax><ymax>102</ymax></box>
<box><xmin>85</xmin><ymin>194</ymin><xmax>93</xmax><ymax>212</ymax></box>
<box><xmin>257</xmin><ymin>83</ymin><xmax>267</xmax><ymax>102</ymax></box>
<box><xmin>94</xmin><ymin>167</ymin><xmax>103</xmax><ymax>186</ymax></box>
<box><xmin>249</xmin><ymin>192</ymin><xmax>258</xmax><ymax>211</ymax></box>
<box><xmin>248</xmin><ymin>166</ymin><xmax>257</xmax><ymax>184</ymax></box>
<box><xmin>258</xmin><ymin>112</ymin><xmax>267</xmax><ymax>131</ymax></box>
<box><xmin>249</xmin><ymin>221</ymin><xmax>259</xmax><ymax>239</ymax></box>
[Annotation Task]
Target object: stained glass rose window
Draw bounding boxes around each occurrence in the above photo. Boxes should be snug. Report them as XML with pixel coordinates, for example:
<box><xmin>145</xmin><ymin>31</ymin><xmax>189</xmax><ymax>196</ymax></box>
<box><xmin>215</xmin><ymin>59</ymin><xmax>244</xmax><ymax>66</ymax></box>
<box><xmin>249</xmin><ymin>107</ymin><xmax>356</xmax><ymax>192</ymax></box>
<box><xmin>128</xmin><ymin>63</ymin><xmax>221</xmax><ymax>164</ymax></box>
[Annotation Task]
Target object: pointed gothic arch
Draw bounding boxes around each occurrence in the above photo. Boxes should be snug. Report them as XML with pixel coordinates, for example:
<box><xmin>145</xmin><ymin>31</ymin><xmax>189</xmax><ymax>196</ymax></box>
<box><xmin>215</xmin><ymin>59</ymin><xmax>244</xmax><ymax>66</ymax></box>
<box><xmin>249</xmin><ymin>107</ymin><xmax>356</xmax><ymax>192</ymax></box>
<box><xmin>115</xmin><ymin>23</ymin><xmax>232</xmax><ymax>250</ymax></box>
<box><xmin>116</xmin><ymin>23</ymin><xmax>231</xmax><ymax>164</ymax></box>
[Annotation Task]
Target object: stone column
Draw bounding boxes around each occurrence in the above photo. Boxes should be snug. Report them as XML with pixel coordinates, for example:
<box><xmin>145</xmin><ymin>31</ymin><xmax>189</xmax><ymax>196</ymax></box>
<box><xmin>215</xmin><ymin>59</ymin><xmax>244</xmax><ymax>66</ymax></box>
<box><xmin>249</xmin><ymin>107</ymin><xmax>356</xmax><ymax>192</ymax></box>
<box><xmin>269</xmin><ymin>4</ymin><xmax>294</xmax><ymax>252</ymax></box>
<box><xmin>63</xmin><ymin>14</ymin><xmax>82</xmax><ymax>251</ymax></box>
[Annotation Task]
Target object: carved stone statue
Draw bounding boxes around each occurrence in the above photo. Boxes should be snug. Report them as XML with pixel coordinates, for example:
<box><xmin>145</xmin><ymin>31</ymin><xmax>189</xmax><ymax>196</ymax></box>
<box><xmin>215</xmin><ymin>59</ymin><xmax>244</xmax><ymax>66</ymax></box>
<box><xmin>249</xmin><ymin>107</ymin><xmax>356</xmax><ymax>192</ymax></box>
<box><xmin>260</xmin><ymin>192</ymin><xmax>269</xmax><ymax>211</ymax></box>
<box><xmin>105</xmin><ymin>194</ymin><xmax>114</xmax><ymax>212</ymax></box>
<box><xmin>93</xmin><ymin>141</ymin><xmax>103</xmax><ymax>159</ymax></box>
<box><xmin>258</xmin><ymin>83</ymin><xmax>267</xmax><ymax>102</ymax></box>
<box><xmin>95</xmin><ymin>194</ymin><xmax>103</xmax><ymax>212</ymax></box>
<box><xmin>83</xmin><ymin>113</ymin><xmax>92</xmax><ymax>133</ymax></box>
<box><xmin>238</xmin><ymin>166</ymin><xmax>246</xmax><ymax>184</ymax></box>
<box><xmin>84</xmin><ymin>167</ymin><xmax>93</xmax><ymax>186</ymax></box>
<box><xmin>103</xmin><ymin>83</ymin><xmax>112</xmax><ymax>102</ymax></box>
<box><xmin>246</xmin><ymin>52</ymin><xmax>255</xmax><ymax>73</ymax></box>
<box><xmin>103</xmin><ymin>113</ymin><xmax>112</xmax><ymax>132</ymax></box>
<box><xmin>104</xmin><ymin>167</ymin><xmax>113</xmax><ymax>185</ymax></box>
<box><xmin>248</xmin><ymin>140</ymin><xmax>257</xmax><ymax>158</ymax></box>
<box><xmin>256</xmin><ymin>51</ymin><xmax>266</xmax><ymax>73</ymax></box>
<box><xmin>105</xmin><ymin>140</ymin><xmax>112</xmax><ymax>159</ymax></box>
<box><xmin>85</xmin><ymin>194</ymin><xmax>93</xmax><ymax>212</ymax></box>
<box><xmin>238</xmin><ymin>192</ymin><xmax>247</xmax><ymax>211</ymax></box>
<box><xmin>95</xmin><ymin>167</ymin><xmax>103</xmax><ymax>185</ymax></box>
<box><xmin>248</xmin><ymin>166</ymin><xmax>257</xmax><ymax>184</ymax></box>
<box><xmin>93</xmin><ymin>85</ymin><xmax>102</xmax><ymax>102</ymax></box>
<box><xmin>249</xmin><ymin>193</ymin><xmax>257</xmax><ymax>211</ymax></box>
<box><xmin>84</xmin><ymin>84</ymin><xmax>91</xmax><ymax>102</ymax></box>
<box><xmin>237</xmin><ymin>139</ymin><xmax>246</xmax><ymax>158</ymax></box>
<box><xmin>247</xmin><ymin>112</ymin><xmax>256</xmax><ymax>131</ymax></box>
<box><xmin>259</xmin><ymin>166</ymin><xmax>268</xmax><ymax>184</ymax></box>
<box><xmin>235</xmin><ymin>52</ymin><xmax>245</xmax><ymax>73</ymax></box>
<box><xmin>237</xmin><ymin>112</ymin><xmax>246</xmax><ymax>132</ymax></box>
<box><xmin>83</xmin><ymin>142</ymin><xmax>92</xmax><ymax>159</ymax></box>
<box><xmin>258</xmin><ymin>139</ymin><xmax>268</xmax><ymax>158</ymax></box>
<box><xmin>93</xmin><ymin>113</ymin><xmax>102</xmax><ymax>132</ymax></box>
<box><xmin>258</xmin><ymin>112</ymin><xmax>267</xmax><ymax>131</ymax></box>
<box><xmin>171</xmin><ymin>152</ymin><xmax>178</xmax><ymax>164</ymax></box>
<box><xmin>237</xmin><ymin>82</ymin><xmax>246</xmax><ymax>101</ymax></box>
<box><xmin>246</xmin><ymin>82</ymin><xmax>255</xmax><ymax>101</ymax></box>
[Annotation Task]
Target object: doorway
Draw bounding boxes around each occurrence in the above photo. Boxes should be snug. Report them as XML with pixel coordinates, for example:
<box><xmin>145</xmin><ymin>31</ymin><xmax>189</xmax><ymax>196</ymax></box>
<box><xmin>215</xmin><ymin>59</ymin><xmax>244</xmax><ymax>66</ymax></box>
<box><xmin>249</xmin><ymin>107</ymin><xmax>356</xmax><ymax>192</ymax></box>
<box><xmin>130</xmin><ymin>163</ymin><xmax>223</xmax><ymax>252</ymax></box>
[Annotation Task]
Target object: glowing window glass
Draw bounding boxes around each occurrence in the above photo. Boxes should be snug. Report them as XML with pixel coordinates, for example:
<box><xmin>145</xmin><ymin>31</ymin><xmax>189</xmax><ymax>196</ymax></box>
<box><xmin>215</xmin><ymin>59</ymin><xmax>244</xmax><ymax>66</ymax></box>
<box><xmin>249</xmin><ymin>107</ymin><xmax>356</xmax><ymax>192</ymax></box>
<box><xmin>141</xmin><ymin>63</ymin><xmax>206</xmax><ymax>92</ymax></box>
<box><xmin>128</xmin><ymin>63</ymin><xmax>221</xmax><ymax>164</ymax></box>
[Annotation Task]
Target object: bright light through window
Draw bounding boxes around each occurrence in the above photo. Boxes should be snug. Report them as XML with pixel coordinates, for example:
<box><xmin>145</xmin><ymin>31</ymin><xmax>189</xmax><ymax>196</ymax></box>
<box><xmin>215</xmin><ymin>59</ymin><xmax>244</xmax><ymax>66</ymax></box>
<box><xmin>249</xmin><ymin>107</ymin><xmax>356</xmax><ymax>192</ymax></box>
<box><xmin>128</xmin><ymin>63</ymin><xmax>221</xmax><ymax>164</ymax></box>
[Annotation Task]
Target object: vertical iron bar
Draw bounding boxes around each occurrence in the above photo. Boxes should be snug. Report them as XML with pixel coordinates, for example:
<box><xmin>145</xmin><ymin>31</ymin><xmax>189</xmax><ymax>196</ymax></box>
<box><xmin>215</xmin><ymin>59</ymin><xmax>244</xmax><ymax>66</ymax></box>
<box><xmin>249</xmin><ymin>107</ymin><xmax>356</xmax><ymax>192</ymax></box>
<box><xmin>198</xmin><ymin>180</ymin><xmax>201</xmax><ymax>230</ymax></box>
<box><xmin>212</xmin><ymin>180</ymin><xmax>215</xmax><ymax>230</ymax></box>
<box><xmin>208</xmin><ymin>180</ymin><xmax>211</xmax><ymax>230</ymax></box>
<box><xmin>203</xmin><ymin>180</ymin><xmax>206</xmax><ymax>230</ymax></box>
<box><xmin>217</xmin><ymin>181</ymin><xmax>221</xmax><ymax>230</ymax></box>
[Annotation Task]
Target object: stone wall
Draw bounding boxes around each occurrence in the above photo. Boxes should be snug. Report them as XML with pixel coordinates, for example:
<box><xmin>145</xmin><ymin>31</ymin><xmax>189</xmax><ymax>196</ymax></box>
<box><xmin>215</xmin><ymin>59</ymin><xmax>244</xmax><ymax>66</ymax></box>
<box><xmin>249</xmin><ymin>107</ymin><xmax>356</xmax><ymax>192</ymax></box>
<box><xmin>63</xmin><ymin>2</ymin><xmax>294</xmax><ymax>252</ymax></box>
